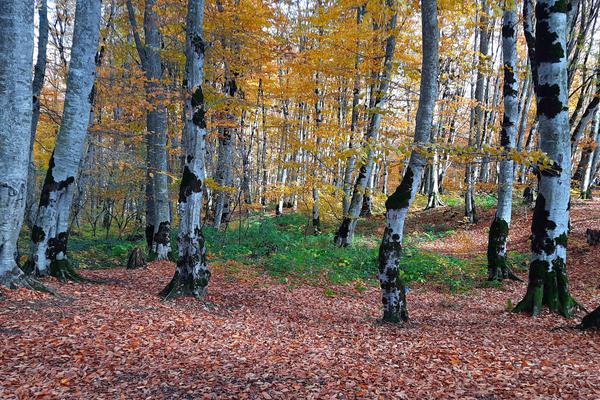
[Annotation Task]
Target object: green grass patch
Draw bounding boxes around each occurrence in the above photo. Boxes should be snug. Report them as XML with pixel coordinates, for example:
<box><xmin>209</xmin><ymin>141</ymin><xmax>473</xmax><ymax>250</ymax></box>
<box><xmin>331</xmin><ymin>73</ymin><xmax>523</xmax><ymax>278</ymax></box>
<box><xmin>205</xmin><ymin>213</ymin><xmax>486</xmax><ymax>292</ymax></box>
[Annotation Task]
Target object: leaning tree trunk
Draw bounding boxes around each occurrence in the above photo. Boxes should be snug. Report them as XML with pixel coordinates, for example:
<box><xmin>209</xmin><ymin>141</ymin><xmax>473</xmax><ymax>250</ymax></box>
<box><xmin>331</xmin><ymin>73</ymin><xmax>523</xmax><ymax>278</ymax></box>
<box><xmin>514</xmin><ymin>0</ymin><xmax>577</xmax><ymax>317</ymax></box>
<box><xmin>29</xmin><ymin>0</ymin><xmax>101</xmax><ymax>280</ymax></box>
<box><xmin>342</xmin><ymin>8</ymin><xmax>363</xmax><ymax>215</ymax></box>
<box><xmin>160</xmin><ymin>0</ymin><xmax>210</xmax><ymax>299</ymax></box>
<box><xmin>334</xmin><ymin>4</ymin><xmax>397</xmax><ymax>247</ymax></box>
<box><xmin>487</xmin><ymin>2</ymin><xmax>519</xmax><ymax>282</ymax></box>
<box><xmin>378</xmin><ymin>0</ymin><xmax>438</xmax><ymax>323</ymax></box>
<box><xmin>25</xmin><ymin>0</ymin><xmax>49</xmax><ymax>228</ymax></box>
<box><xmin>0</xmin><ymin>0</ymin><xmax>35</xmax><ymax>288</ymax></box>
<box><xmin>570</xmin><ymin>69</ymin><xmax>599</xmax><ymax>156</ymax></box>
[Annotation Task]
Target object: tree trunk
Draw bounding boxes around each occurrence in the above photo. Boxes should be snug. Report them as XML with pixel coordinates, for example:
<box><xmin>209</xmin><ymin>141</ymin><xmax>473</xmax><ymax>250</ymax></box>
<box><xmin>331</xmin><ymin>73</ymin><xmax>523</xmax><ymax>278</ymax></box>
<box><xmin>487</xmin><ymin>3</ymin><xmax>519</xmax><ymax>282</ymax></box>
<box><xmin>127</xmin><ymin>247</ymin><xmax>147</xmax><ymax>270</ymax></box>
<box><xmin>378</xmin><ymin>0</ymin><xmax>438</xmax><ymax>323</ymax></box>
<box><xmin>464</xmin><ymin>0</ymin><xmax>490</xmax><ymax>224</ymax></box>
<box><xmin>25</xmin><ymin>0</ymin><xmax>49</xmax><ymax>228</ymax></box>
<box><xmin>144</xmin><ymin>0</ymin><xmax>171</xmax><ymax>260</ymax></box>
<box><xmin>341</xmin><ymin>6</ymin><xmax>365</xmax><ymax>216</ymax></box>
<box><xmin>126</xmin><ymin>0</ymin><xmax>171</xmax><ymax>260</ymax></box>
<box><xmin>570</xmin><ymin>69</ymin><xmax>599</xmax><ymax>155</ymax></box>
<box><xmin>213</xmin><ymin>124</ymin><xmax>234</xmax><ymax>229</ymax></box>
<box><xmin>29</xmin><ymin>0</ymin><xmax>101</xmax><ymax>280</ymax></box>
<box><xmin>161</xmin><ymin>0</ymin><xmax>210</xmax><ymax>299</ymax></box>
<box><xmin>514</xmin><ymin>0</ymin><xmax>577</xmax><ymax>317</ymax></box>
<box><xmin>0</xmin><ymin>0</ymin><xmax>35</xmax><ymax>288</ymax></box>
<box><xmin>334</xmin><ymin>2</ymin><xmax>397</xmax><ymax>246</ymax></box>
<box><xmin>580</xmin><ymin>110</ymin><xmax>600</xmax><ymax>198</ymax></box>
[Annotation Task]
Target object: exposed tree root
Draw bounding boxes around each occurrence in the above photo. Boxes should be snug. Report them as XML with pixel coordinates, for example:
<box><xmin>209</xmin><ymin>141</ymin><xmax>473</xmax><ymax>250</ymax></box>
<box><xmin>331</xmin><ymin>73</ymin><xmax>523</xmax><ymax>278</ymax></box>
<box><xmin>0</xmin><ymin>269</ymin><xmax>55</xmax><ymax>295</ymax></box>
<box><xmin>513</xmin><ymin>284</ymin><xmax>581</xmax><ymax>318</ymax></box>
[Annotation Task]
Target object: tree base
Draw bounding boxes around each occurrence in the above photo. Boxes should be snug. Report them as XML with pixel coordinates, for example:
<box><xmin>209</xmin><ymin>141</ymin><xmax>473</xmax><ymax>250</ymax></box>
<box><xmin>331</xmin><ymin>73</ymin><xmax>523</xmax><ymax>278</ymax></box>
<box><xmin>425</xmin><ymin>193</ymin><xmax>445</xmax><ymax>210</ymax></box>
<box><xmin>382</xmin><ymin>308</ymin><xmax>409</xmax><ymax>324</ymax></box>
<box><xmin>0</xmin><ymin>269</ymin><xmax>54</xmax><ymax>294</ymax></box>
<box><xmin>487</xmin><ymin>265</ymin><xmax>523</xmax><ymax>282</ymax></box>
<box><xmin>159</xmin><ymin>270</ymin><xmax>209</xmax><ymax>300</ymax></box>
<box><xmin>126</xmin><ymin>247</ymin><xmax>147</xmax><ymax>270</ymax></box>
<box><xmin>49</xmin><ymin>259</ymin><xmax>96</xmax><ymax>283</ymax></box>
<box><xmin>513</xmin><ymin>284</ymin><xmax>578</xmax><ymax>317</ymax></box>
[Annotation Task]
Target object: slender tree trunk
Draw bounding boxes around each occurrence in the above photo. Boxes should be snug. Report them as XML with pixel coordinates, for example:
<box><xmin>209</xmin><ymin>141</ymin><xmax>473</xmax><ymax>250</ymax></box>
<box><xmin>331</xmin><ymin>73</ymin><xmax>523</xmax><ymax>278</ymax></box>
<box><xmin>378</xmin><ymin>0</ymin><xmax>438</xmax><ymax>323</ymax></box>
<box><xmin>342</xmin><ymin>6</ymin><xmax>365</xmax><ymax>215</ymax></box>
<box><xmin>0</xmin><ymin>0</ymin><xmax>36</xmax><ymax>288</ymax></box>
<box><xmin>426</xmin><ymin>100</ymin><xmax>445</xmax><ymax>209</ymax></box>
<box><xmin>213</xmin><ymin>123</ymin><xmax>234</xmax><ymax>229</ymax></box>
<box><xmin>571</xmin><ymin>69</ymin><xmax>599</xmax><ymax>155</ymax></box>
<box><xmin>29</xmin><ymin>0</ymin><xmax>101</xmax><ymax>279</ymax></box>
<box><xmin>580</xmin><ymin>110</ymin><xmax>600</xmax><ymax>198</ymax></box>
<box><xmin>487</xmin><ymin>3</ymin><xmax>519</xmax><ymax>282</ymax></box>
<box><xmin>514</xmin><ymin>0</ymin><xmax>577</xmax><ymax>317</ymax></box>
<box><xmin>465</xmin><ymin>0</ymin><xmax>490</xmax><ymax>224</ymax></box>
<box><xmin>312</xmin><ymin>83</ymin><xmax>323</xmax><ymax>234</ymax></box>
<box><xmin>127</xmin><ymin>0</ymin><xmax>171</xmax><ymax>259</ymax></box>
<box><xmin>160</xmin><ymin>0</ymin><xmax>210</xmax><ymax>299</ymax></box>
<box><xmin>334</xmin><ymin>1</ymin><xmax>397</xmax><ymax>246</ymax></box>
<box><xmin>145</xmin><ymin>0</ymin><xmax>171</xmax><ymax>260</ymax></box>
<box><xmin>25</xmin><ymin>0</ymin><xmax>49</xmax><ymax>228</ymax></box>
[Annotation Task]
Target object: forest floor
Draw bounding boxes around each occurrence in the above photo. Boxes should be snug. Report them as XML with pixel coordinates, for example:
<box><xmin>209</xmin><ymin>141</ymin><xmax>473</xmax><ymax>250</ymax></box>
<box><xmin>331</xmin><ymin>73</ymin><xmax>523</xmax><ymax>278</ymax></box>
<box><xmin>1</xmin><ymin>198</ymin><xmax>600</xmax><ymax>399</ymax></box>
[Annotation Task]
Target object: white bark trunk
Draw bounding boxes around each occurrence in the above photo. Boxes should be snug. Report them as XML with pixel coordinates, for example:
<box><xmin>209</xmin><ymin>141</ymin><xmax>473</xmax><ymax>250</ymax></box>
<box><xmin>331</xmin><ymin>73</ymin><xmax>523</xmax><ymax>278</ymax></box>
<box><xmin>334</xmin><ymin>4</ymin><xmax>397</xmax><ymax>246</ymax></box>
<box><xmin>0</xmin><ymin>0</ymin><xmax>35</xmax><ymax>287</ymax></box>
<box><xmin>487</xmin><ymin>3</ymin><xmax>519</xmax><ymax>281</ymax></box>
<box><xmin>378</xmin><ymin>0</ymin><xmax>438</xmax><ymax>323</ymax></box>
<box><xmin>161</xmin><ymin>0</ymin><xmax>209</xmax><ymax>299</ymax></box>
<box><xmin>515</xmin><ymin>0</ymin><xmax>575</xmax><ymax>317</ymax></box>
<box><xmin>30</xmin><ymin>0</ymin><xmax>101</xmax><ymax>277</ymax></box>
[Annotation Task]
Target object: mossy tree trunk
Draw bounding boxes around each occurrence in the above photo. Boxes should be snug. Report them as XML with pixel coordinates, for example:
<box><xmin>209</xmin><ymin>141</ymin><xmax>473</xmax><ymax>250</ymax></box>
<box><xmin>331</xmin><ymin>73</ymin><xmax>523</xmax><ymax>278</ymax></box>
<box><xmin>161</xmin><ymin>0</ymin><xmax>210</xmax><ymax>299</ymax></box>
<box><xmin>378</xmin><ymin>0</ymin><xmax>438</xmax><ymax>323</ymax></box>
<box><xmin>487</xmin><ymin>2</ymin><xmax>519</xmax><ymax>281</ymax></box>
<box><xmin>0</xmin><ymin>0</ymin><xmax>35</xmax><ymax>288</ymax></box>
<box><xmin>514</xmin><ymin>0</ymin><xmax>577</xmax><ymax>317</ymax></box>
<box><xmin>29</xmin><ymin>0</ymin><xmax>101</xmax><ymax>280</ymax></box>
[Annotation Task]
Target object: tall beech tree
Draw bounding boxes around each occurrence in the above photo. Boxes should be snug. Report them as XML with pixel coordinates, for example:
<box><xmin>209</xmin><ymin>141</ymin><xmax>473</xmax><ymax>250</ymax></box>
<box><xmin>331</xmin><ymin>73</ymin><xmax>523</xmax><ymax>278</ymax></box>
<box><xmin>378</xmin><ymin>0</ymin><xmax>438</xmax><ymax>323</ymax></box>
<box><xmin>29</xmin><ymin>0</ymin><xmax>102</xmax><ymax>279</ymax></box>
<box><xmin>160</xmin><ymin>0</ymin><xmax>210</xmax><ymax>299</ymax></box>
<box><xmin>126</xmin><ymin>0</ymin><xmax>172</xmax><ymax>259</ymax></box>
<box><xmin>464</xmin><ymin>0</ymin><xmax>491</xmax><ymax>224</ymax></box>
<box><xmin>26</xmin><ymin>0</ymin><xmax>49</xmax><ymax>227</ymax></box>
<box><xmin>334</xmin><ymin>0</ymin><xmax>398</xmax><ymax>247</ymax></box>
<box><xmin>514</xmin><ymin>0</ymin><xmax>577</xmax><ymax>317</ymax></box>
<box><xmin>487</xmin><ymin>1</ymin><xmax>520</xmax><ymax>281</ymax></box>
<box><xmin>0</xmin><ymin>0</ymin><xmax>35</xmax><ymax>288</ymax></box>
